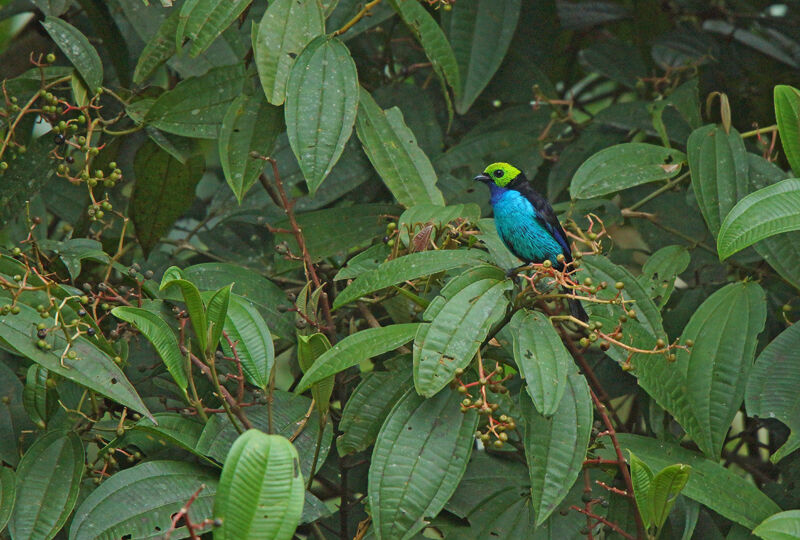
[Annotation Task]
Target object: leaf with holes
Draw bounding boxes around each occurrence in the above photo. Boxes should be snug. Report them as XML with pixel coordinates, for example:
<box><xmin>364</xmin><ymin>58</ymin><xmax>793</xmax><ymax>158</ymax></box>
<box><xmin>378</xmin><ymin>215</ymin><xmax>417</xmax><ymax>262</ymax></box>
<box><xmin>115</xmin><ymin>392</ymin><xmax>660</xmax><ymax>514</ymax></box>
<box><xmin>285</xmin><ymin>36</ymin><xmax>359</xmax><ymax>195</ymax></box>
<box><xmin>512</xmin><ymin>309</ymin><xmax>572</xmax><ymax>416</ymax></box>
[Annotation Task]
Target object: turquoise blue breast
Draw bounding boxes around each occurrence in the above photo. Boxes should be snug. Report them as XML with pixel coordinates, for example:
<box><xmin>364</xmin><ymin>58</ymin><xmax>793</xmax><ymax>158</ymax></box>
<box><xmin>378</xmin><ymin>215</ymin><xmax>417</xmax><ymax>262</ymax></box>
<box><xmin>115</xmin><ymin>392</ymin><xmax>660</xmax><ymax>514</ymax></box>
<box><xmin>490</xmin><ymin>188</ymin><xmax>564</xmax><ymax>265</ymax></box>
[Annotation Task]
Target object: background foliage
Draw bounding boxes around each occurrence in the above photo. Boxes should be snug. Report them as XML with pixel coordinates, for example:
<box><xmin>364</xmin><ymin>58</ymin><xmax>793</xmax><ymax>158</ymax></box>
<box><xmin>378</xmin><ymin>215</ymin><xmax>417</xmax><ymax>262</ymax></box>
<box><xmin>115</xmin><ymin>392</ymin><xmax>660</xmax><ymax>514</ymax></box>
<box><xmin>0</xmin><ymin>0</ymin><xmax>799</xmax><ymax>539</ymax></box>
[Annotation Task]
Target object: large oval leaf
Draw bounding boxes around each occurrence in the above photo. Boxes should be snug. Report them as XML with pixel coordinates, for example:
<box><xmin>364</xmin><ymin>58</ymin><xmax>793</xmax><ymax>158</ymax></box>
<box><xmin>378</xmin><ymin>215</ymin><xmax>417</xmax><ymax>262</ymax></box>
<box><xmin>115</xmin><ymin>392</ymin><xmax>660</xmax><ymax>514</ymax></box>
<box><xmin>253</xmin><ymin>0</ymin><xmax>324</xmax><ymax>105</ymax></box>
<box><xmin>333</xmin><ymin>249</ymin><xmax>488</xmax><ymax>309</ymax></box>
<box><xmin>159</xmin><ymin>266</ymin><xmax>208</xmax><ymax>354</ymax></box>
<box><xmin>132</xmin><ymin>10</ymin><xmax>179</xmax><ymax>84</ymax></box>
<box><xmin>413</xmin><ymin>278</ymin><xmax>511</xmax><ymax>397</ymax></box>
<box><xmin>570</xmin><ymin>143</ymin><xmax>687</xmax><ymax>199</ymax></box>
<box><xmin>442</xmin><ymin>0</ymin><xmax>521</xmax><ymax>114</ymax></box>
<box><xmin>144</xmin><ymin>64</ymin><xmax>245</xmax><ymax>138</ymax></box>
<box><xmin>753</xmin><ymin>510</ymin><xmax>800</xmax><ymax>540</ymax></box>
<box><xmin>219</xmin><ymin>91</ymin><xmax>282</xmax><ymax>203</ymax></box>
<box><xmin>41</xmin><ymin>17</ymin><xmax>103</xmax><ymax>90</ymax></box>
<box><xmin>285</xmin><ymin>36</ymin><xmax>359</xmax><ymax>194</ymax></box>
<box><xmin>356</xmin><ymin>88</ymin><xmax>445</xmax><ymax>207</ymax></box>
<box><xmin>522</xmin><ymin>371</ymin><xmax>592</xmax><ymax>526</ymax></box>
<box><xmin>295</xmin><ymin>324</ymin><xmax>419</xmax><ymax>392</ymax></box>
<box><xmin>746</xmin><ymin>321</ymin><xmax>800</xmax><ymax>462</ymax></box>
<box><xmin>512</xmin><ymin>309</ymin><xmax>572</xmax><ymax>416</ymax></box>
<box><xmin>602</xmin><ymin>434</ymin><xmax>780</xmax><ymax>530</ymax></box>
<box><xmin>112</xmin><ymin>306</ymin><xmax>188</xmax><ymax>394</ymax></box>
<box><xmin>0</xmin><ymin>303</ymin><xmax>153</xmax><ymax>421</ymax></box>
<box><xmin>69</xmin><ymin>461</ymin><xmax>218</xmax><ymax>540</ymax></box>
<box><xmin>337</xmin><ymin>365</ymin><xmax>413</xmax><ymax>456</ymax></box>
<box><xmin>687</xmin><ymin>124</ymin><xmax>749</xmax><ymax>236</ymax></box>
<box><xmin>775</xmin><ymin>85</ymin><xmax>800</xmax><ymax>177</ymax></box>
<box><xmin>639</xmin><ymin>282</ymin><xmax>765</xmax><ymax>459</ymax></box>
<box><xmin>9</xmin><ymin>431</ymin><xmax>84</xmax><ymax>540</ymax></box>
<box><xmin>178</xmin><ymin>0</ymin><xmax>252</xmax><ymax>57</ymax></box>
<box><xmin>214</xmin><ymin>430</ymin><xmax>304</xmax><ymax>540</ymax></box>
<box><xmin>369</xmin><ymin>387</ymin><xmax>477</xmax><ymax>540</ymax></box>
<box><xmin>717</xmin><ymin>178</ymin><xmax>800</xmax><ymax>259</ymax></box>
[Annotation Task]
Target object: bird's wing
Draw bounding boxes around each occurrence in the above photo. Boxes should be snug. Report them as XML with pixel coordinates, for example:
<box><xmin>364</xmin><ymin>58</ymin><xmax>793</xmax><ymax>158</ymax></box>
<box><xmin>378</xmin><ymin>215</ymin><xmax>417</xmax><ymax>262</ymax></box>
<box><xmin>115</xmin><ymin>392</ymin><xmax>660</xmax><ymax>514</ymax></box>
<box><xmin>512</xmin><ymin>180</ymin><xmax>573</xmax><ymax>260</ymax></box>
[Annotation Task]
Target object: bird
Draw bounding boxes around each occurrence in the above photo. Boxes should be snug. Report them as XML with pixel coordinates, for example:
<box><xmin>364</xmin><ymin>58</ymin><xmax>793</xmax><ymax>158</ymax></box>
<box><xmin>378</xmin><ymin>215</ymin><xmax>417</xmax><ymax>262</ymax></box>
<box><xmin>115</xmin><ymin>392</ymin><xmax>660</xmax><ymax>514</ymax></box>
<box><xmin>474</xmin><ymin>162</ymin><xmax>589</xmax><ymax>323</ymax></box>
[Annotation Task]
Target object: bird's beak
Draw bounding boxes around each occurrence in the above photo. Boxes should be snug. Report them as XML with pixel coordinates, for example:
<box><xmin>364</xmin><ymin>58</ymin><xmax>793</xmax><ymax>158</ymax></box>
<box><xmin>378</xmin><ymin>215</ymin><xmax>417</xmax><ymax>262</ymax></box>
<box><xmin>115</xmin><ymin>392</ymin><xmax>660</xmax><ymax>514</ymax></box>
<box><xmin>473</xmin><ymin>174</ymin><xmax>491</xmax><ymax>183</ymax></box>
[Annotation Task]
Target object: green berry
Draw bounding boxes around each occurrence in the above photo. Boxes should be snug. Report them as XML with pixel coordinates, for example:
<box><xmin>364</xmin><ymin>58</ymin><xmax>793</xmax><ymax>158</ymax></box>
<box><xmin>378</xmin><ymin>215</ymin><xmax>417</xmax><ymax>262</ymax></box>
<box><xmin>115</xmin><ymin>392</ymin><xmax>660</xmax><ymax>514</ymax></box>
<box><xmin>36</xmin><ymin>339</ymin><xmax>47</xmax><ymax>349</ymax></box>
<box><xmin>0</xmin><ymin>162</ymin><xmax>7</xmax><ymax>170</ymax></box>
<box><xmin>95</xmin><ymin>210</ymin><xmax>104</xmax><ymax>219</ymax></box>
<box><xmin>10</xmin><ymin>306</ymin><xmax>19</xmax><ymax>314</ymax></box>
<box><xmin>108</xmin><ymin>162</ymin><xmax>117</xmax><ymax>169</ymax></box>
<box><xmin>615</xmin><ymin>281</ymin><xmax>625</xmax><ymax>290</ymax></box>
<box><xmin>46</xmin><ymin>53</ymin><xmax>56</xmax><ymax>63</ymax></box>
<box><xmin>685</xmin><ymin>339</ymin><xmax>694</xmax><ymax>347</ymax></box>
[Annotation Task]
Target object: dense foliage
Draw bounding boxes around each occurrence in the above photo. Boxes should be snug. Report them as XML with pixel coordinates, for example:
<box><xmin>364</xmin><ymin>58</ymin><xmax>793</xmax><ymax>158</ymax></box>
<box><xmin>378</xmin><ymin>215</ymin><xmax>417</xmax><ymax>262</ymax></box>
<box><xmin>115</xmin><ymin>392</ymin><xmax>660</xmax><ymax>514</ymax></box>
<box><xmin>0</xmin><ymin>0</ymin><xmax>800</xmax><ymax>539</ymax></box>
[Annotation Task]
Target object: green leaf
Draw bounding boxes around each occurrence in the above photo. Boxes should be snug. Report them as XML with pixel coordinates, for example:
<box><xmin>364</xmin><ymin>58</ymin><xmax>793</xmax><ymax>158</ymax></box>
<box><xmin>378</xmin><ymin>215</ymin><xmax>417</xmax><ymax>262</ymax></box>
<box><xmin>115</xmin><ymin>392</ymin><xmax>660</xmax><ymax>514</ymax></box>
<box><xmin>145</xmin><ymin>63</ymin><xmax>245</xmax><ymax>138</ymax></box>
<box><xmin>112</xmin><ymin>306</ymin><xmax>188</xmax><ymax>394</ymax></box>
<box><xmin>132</xmin><ymin>7</ymin><xmax>179</xmax><ymax>84</ymax></box>
<box><xmin>219</xmin><ymin>91</ymin><xmax>282</xmax><ymax>203</ymax></box>
<box><xmin>650</xmin><ymin>464</ymin><xmax>691</xmax><ymax>530</ymax></box>
<box><xmin>22</xmin><ymin>364</ymin><xmax>58</xmax><ymax>429</ymax></box>
<box><xmin>774</xmin><ymin>85</ymin><xmax>800</xmax><ymax>177</ymax></box>
<box><xmin>637</xmin><ymin>283</ymin><xmax>765</xmax><ymax>459</ymax></box>
<box><xmin>130</xmin><ymin>412</ymin><xmax>218</xmax><ymax>467</ymax></box>
<box><xmin>295</xmin><ymin>324</ymin><xmax>419</xmax><ymax>392</ymax></box>
<box><xmin>253</xmin><ymin>0</ymin><xmax>324</xmax><ymax>105</ymax></box>
<box><xmin>414</xmin><ymin>278</ymin><xmax>511</xmax><ymax>397</ymax></box>
<box><xmin>753</xmin><ymin>510</ymin><xmax>800</xmax><ymax>540</ymax></box>
<box><xmin>0</xmin><ymin>467</ymin><xmax>14</xmax><ymax>533</ymax></box>
<box><xmin>600</xmin><ymin>434</ymin><xmax>780</xmax><ymax>530</ymax></box>
<box><xmin>131</xmin><ymin>141</ymin><xmax>205</xmax><ymax>255</ymax></box>
<box><xmin>0</xmin><ymin>136</ymin><xmax>56</xmax><ymax>226</ymax></box>
<box><xmin>297</xmin><ymin>332</ymin><xmax>334</xmax><ymax>415</ymax></box>
<box><xmin>0</xmin><ymin>303</ymin><xmax>153</xmax><ymax>421</ymax></box>
<box><xmin>687</xmin><ymin>124</ymin><xmax>749</xmax><ymax>236</ymax></box>
<box><xmin>214</xmin><ymin>430</ymin><xmax>304</xmax><ymax>540</ymax></box>
<box><xmin>746</xmin><ymin>322</ymin><xmax>800</xmax><ymax>462</ymax></box>
<box><xmin>182</xmin><ymin>263</ymin><xmax>293</xmax><ymax>340</ymax></box>
<box><xmin>629</xmin><ymin>451</ymin><xmax>654</xmax><ymax>528</ymax></box>
<box><xmin>522</xmin><ymin>371</ymin><xmax>592</xmax><ymax>526</ymax></box>
<box><xmin>389</xmin><ymin>0</ymin><xmax>460</xmax><ymax>97</ymax></box>
<box><xmin>9</xmin><ymin>431</ymin><xmax>83</xmax><ymax>540</ymax></box>
<box><xmin>286</xmin><ymin>36</ymin><xmax>359</xmax><ymax>194</ymax></box>
<box><xmin>337</xmin><ymin>364</ymin><xmax>413</xmax><ymax>456</ymax></box>
<box><xmin>69</xmin><ymin>461</ymin><xmax>218</xmax><ymax>540</ymax></box>
<box><xmin>511</xmin><ymin>310</ymin><xmax>572</xmax><ymax>416</ymax></box>
<box><xmin>579</xmin><ymin>39</ymin><xmax>646</xmax><ymax>89</ymax></box>
<box><xmin>333</xmin><ymin>249</ymin><xmax>488</xmax><ymax>309</ymax></box>
<box><xmin>196</xmin><ymin>391</ymin><xmax>332</xmax><ymax>478</ymax></box>
<box><xmin>41</xmin><ymin>17</ymin><xmax>103</xmax><ymax>90</ymax></box>
<box><xmin>397</xmin><ymin>203</ymin><xmax>481</xmax><ymax>247</ymax></box>
<box><xmin>570</xmin><ymin>143</ymin><xmax>686</xmax><ymax>199</ymax></box>
<box><xmin>717</xmin><ymin>178</ymin><xmax>800</xmax><ymax>259</ymax></box>
<box><xmin>356</xmin><ymin>88</ymin><xmax>445</xmax><ymax>207</ymax></box>
<box><xmin>0</xmin><ymin>359</ymin><xmax>29</xmax><ymax>467</ymax></box>
<box><xmin>442</xmin><ymin>0</ymin><xmax>521</xmax><ymax>114</ymax></box>
<box><xmin>38</xmin><ymin>238</ymin><xmax>108</xmax><ymax>282</ymax></box>
<box><xmin>639</xmin><ymin>245</ymin><xmax>690</xmax><ymax>308</ymax></box>
<box><xmin>369</xmin><ymin>387</ymin><xmax>477</xmax><ymax>540</ymax></box>
<box><xmin>178</xmin><ymin>0</ymin><xmax>252</xmax><ymax>57</ymax></box>
<box><xmin>206</xmin><ymin>283</ymin><xmax>232</xmax><ymax>356</ymax></box>
<box><xmin>221</xmin><ymin>294</ymin><xmax>275</xmax><ymax>391</ymax></box>
<box><xmin>160</xmin><ymin>266</ymin><xmax>208</xmax><ymax>354</ymax></box>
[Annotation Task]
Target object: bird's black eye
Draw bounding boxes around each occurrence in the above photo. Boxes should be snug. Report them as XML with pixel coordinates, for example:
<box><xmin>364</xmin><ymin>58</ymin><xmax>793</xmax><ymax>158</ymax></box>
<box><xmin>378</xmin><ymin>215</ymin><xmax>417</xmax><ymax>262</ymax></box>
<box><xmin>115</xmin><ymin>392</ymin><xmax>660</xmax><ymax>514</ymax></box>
<box><xmin>493</xmin><ymin>169</ymin><xmax>504</xmax><ymax>178</ymax></box>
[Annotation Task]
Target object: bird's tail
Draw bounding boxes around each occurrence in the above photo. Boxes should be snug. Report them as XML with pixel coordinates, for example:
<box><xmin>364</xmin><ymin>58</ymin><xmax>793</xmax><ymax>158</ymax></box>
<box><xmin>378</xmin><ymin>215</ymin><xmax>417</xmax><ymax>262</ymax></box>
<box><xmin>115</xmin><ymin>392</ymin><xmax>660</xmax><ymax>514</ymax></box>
<box><xmin>565</xmin><ymin>289</ymin><xmax>589</xmax><ymax>323</ymax></box>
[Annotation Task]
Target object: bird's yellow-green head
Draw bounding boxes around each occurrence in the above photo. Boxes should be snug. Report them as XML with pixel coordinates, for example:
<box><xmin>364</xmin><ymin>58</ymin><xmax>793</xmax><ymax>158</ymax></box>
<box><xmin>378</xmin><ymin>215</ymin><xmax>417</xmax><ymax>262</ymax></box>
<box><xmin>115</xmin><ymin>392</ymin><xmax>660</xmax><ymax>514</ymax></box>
<box><xmin>474</xmin><ymin>162</ymin><xmax>522</xmax><ymax>188</ymax></box>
